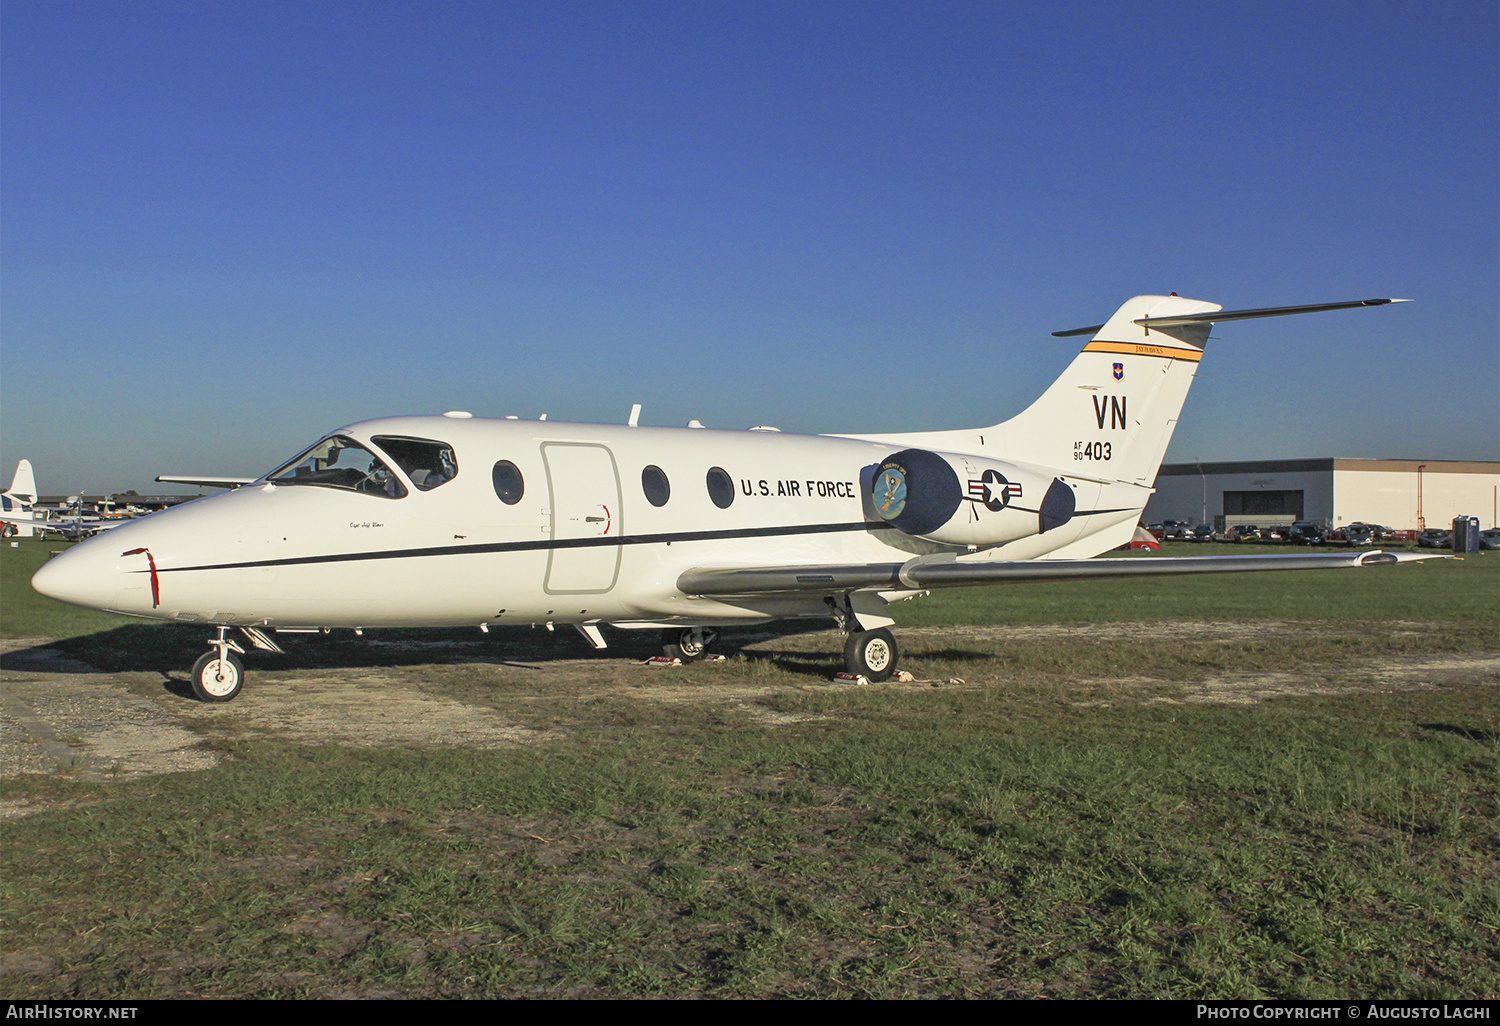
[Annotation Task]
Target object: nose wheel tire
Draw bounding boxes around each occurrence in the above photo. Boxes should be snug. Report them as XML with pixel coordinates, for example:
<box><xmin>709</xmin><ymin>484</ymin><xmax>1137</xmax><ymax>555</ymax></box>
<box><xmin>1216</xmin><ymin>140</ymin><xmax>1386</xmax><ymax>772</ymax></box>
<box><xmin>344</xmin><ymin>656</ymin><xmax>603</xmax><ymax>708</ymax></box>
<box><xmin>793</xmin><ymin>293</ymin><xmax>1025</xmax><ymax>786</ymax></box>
<box><xmin>845</xmin><ymin>628</ymin><xmax>898</xmax><ymax>682</ymax></box>
<box><xmin>191</xmin><ymin>650</ymin><xmax>245</xmax><ymax>702</ymax></box>
<box><xmin>662</xmin><ymin>627</ymin><xmax>717</xmax><ymax>662</ymax></box>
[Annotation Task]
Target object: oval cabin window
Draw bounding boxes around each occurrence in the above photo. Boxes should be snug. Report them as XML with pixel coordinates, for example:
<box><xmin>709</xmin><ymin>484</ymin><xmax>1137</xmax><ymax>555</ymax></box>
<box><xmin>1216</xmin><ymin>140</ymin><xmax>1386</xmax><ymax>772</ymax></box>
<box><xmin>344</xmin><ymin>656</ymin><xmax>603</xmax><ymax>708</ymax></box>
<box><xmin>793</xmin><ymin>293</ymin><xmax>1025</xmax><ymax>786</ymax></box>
<box><xmin>706</xmin><ymin>467</ymin><xmax>734</xmax><ymax>509</ymax></box>
<box><xmin>492</xmin><ymin>461</ymin><xmax>524</xmax><ymax>505</ymax></box>
<box><xmin>642</xmin><ymin>465</ymin><xmax>670</xmax><ymax>507</ymax></box>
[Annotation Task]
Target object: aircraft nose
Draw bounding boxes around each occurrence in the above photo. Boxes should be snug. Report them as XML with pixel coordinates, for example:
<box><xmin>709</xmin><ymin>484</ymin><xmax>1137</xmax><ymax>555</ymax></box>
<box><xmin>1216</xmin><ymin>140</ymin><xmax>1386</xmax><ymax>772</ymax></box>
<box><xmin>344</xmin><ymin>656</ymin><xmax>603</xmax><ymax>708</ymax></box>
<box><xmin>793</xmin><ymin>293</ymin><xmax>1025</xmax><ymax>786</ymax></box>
<box><xmin>31</xmin><ymin>537</ymin><xmax>149</xmax><ymax>613</ymax></box>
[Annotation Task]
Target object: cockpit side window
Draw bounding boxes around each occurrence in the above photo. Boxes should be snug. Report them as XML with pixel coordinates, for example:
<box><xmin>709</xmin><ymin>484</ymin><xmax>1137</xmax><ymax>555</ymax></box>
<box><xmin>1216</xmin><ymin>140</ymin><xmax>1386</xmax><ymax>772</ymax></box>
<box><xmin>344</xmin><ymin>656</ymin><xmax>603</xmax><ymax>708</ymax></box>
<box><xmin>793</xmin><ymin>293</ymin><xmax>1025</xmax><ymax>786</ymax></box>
<box><xmin>371</xmin><ymin>436</ymin><xmax>458</xmax><ymax>491</ymax></box>
<box><xmin>268</xmin><ymin>436</ymin><xmax>408</xmax><ymax>498</ymax></box>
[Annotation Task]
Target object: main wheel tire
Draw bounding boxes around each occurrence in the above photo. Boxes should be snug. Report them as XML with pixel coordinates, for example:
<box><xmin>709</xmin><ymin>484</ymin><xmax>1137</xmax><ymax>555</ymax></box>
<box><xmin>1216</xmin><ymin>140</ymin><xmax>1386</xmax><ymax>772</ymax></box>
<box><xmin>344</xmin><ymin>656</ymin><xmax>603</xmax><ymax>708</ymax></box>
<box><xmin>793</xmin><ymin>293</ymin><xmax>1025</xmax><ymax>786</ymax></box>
<box><xmin>845</xmin><ymin>628</ymin><xmax>898</xmax><ymax>682</ymax></box>
<box><xmin>662</xmin><ymin>627</ymin><xmax>717</xmax><ymax>662</ymax></box>
<box><xmin>191</xmin><ymin>650</ymin><xmax>245</xmax><ymax>702</ymax></box>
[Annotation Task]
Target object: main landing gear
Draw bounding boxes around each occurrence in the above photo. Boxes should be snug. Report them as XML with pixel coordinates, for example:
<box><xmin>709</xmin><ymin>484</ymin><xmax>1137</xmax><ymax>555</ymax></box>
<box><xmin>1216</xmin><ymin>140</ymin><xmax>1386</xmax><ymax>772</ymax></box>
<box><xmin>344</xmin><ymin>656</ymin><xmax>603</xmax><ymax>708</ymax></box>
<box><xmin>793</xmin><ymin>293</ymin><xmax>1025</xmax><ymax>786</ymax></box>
<box><xmin>827</xmin><ymin>593</ymin><xmax>901</xmax><ymax>682</ymax></box>
<box><xmin>844</xmin><ymin>627</ymin><xmax>899</xmax><ymax>682</ymax></box>
<box><xmin>662</xmin><ymin>626</ymin><xmax>718</xmax><ymax>662</ymax></box>
<box><xmin>658</xmin><ymin>622</ymin><xmax>900</xmax><ymax>682</ymax></box>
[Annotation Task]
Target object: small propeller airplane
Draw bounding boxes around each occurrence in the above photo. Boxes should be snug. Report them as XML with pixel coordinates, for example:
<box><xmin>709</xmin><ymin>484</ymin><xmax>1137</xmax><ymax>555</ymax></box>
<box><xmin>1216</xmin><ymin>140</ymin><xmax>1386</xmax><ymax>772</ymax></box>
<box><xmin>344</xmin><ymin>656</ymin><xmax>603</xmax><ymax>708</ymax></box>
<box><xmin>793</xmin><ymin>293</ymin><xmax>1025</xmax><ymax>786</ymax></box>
<box><xmin>32</xmin><ymin>294</ymin><xmax>1427</xmax><ymax>702</ymax></box>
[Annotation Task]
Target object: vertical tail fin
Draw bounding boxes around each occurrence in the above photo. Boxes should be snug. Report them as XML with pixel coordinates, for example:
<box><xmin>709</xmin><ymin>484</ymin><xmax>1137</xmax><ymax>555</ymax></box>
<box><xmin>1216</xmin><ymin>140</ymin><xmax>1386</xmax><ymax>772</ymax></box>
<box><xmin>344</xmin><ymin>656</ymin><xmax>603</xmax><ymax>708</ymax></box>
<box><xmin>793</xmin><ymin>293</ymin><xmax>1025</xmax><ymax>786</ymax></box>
<box><xmin>985</xmin><ymin>295</ymin><xmax>1220</xmax><ymax>485</ymax></box>
<box><xmin>844</xmin><ymin>294</ymin><xmax>1404</xmax><ymax>490</ymax></box>
<box><xmin>5</xmin><ymin>460</ymin><xmax>37</xmax><ymax>505</ymax></box>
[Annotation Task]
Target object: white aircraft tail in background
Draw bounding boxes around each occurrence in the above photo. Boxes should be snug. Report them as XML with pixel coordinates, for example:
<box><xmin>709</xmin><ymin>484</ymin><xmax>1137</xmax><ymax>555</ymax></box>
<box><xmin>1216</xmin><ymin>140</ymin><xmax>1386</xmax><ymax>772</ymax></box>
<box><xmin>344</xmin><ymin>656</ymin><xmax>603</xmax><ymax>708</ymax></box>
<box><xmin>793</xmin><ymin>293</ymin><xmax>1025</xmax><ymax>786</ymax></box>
<box><xmin>0</xmin><ymin>460</ymin><xmax>131</xmax><ymax>540</ymax></box>
<box><xmin>5</xmin><ymin>459</ymin><xmax>38</xmax><ymax>506</ymax></box>
<box><xmin>1</xmin><ymin>460</ymin><xmax>40</xmax><ymax>537</ymax></box>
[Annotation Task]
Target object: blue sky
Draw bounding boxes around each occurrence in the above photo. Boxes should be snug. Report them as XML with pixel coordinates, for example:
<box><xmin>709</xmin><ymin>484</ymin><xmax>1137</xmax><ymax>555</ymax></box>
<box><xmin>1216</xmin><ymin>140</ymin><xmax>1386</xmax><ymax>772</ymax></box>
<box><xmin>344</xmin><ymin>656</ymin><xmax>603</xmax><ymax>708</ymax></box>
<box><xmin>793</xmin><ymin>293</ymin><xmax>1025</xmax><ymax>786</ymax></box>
<box><xmin>3</xmin><ymin>1</ymin><xmax>1495</xmax><ymax>495</ymax></box>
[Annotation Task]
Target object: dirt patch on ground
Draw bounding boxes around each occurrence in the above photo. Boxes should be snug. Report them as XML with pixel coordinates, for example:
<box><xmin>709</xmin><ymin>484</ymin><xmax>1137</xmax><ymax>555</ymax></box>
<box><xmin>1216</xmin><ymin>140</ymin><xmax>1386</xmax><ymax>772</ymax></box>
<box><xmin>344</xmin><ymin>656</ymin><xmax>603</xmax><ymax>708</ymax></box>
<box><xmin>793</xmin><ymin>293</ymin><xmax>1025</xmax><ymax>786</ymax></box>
<box><xmin>2</xmin><ymin>626</ymin><xmax>1496</xmax><ymax>812</ymax></box>
<box><xmin>183</xmin><ymin>674</ymin><xmax>562</xmax><ymax>749</ymax></box>
<box><xmin>1073</xmin><ymin>656</ymin><xmax>1500</xmax><ymax>708</ymax></box>
<box><xmin>1</xmin><ymin>639</ymin><xmax>218</xmax><ymax>782</ymax></box>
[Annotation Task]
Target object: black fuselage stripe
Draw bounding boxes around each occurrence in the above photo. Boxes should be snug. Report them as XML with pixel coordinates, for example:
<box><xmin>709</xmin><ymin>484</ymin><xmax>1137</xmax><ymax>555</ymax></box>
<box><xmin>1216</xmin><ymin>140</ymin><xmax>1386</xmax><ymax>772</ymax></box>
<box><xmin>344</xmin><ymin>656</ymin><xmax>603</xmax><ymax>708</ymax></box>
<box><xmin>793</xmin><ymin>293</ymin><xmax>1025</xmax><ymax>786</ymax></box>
<box><xmin>150</xmin><ymin>507</ymin><xmax>1137</xmax><ymax>575</ymax></box>
<box><xmin>157</xmin><ymin>521</ymin><xmax>894</xmax><ymax>574</ymax></box>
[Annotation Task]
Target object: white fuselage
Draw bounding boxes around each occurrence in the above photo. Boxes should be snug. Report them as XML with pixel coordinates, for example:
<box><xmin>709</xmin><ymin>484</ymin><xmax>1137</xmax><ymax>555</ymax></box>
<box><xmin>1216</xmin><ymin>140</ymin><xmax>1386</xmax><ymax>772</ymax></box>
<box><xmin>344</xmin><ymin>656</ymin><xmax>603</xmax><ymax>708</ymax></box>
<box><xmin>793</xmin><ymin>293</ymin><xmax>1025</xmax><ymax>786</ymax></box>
<box><xmin>40</xmin><ymin>294</ymin><xmax>1278</xmax><ymax>633</ymax></box>
<box><xmin>32</xmin><ymin>414</ymin><xmax>1147</xmax><ymax>632</ymax></box>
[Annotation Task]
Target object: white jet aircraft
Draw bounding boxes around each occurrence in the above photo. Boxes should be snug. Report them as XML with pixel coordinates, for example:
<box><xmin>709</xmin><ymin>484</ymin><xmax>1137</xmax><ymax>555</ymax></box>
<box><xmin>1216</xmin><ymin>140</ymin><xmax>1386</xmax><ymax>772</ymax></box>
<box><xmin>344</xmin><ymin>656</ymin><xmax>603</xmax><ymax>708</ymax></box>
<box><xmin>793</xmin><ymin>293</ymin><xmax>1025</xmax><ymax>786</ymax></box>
<box><xmin>32</xmin><ymin>294</ymin><xmax>1422</xmax><ymax>702</ymax></box>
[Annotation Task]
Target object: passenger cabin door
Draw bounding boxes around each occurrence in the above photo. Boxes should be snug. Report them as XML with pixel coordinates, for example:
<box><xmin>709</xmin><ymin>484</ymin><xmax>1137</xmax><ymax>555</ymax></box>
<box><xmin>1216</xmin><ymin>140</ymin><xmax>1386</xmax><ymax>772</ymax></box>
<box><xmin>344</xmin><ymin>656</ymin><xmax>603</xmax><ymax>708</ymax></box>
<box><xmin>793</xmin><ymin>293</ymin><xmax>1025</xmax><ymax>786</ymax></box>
<box><xmin>541</xmin><ymin>442</ymin><xmax>622</xmax><ymax>594</ymax></box>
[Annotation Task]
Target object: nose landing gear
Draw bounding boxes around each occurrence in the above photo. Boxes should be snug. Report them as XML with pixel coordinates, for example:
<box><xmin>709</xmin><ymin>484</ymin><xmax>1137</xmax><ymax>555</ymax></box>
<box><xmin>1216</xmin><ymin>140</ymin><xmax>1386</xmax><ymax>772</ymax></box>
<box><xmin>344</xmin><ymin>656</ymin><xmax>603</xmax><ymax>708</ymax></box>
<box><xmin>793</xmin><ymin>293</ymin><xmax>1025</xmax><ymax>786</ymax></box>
<box><xmin>191</xmin><ymin>627</ymin><xmax>246</xmax><ymax>702</ymax></box>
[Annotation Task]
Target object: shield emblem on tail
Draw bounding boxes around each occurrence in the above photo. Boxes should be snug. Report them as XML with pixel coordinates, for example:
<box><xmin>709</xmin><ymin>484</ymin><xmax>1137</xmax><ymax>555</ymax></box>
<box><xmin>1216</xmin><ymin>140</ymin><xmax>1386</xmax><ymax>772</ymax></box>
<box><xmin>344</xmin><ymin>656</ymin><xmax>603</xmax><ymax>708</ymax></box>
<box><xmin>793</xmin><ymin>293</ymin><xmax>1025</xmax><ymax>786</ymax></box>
<box><xmin>1112</xmin><ymin>362</ymin><xmax>1124</xmax><ymax>380</ymax></box>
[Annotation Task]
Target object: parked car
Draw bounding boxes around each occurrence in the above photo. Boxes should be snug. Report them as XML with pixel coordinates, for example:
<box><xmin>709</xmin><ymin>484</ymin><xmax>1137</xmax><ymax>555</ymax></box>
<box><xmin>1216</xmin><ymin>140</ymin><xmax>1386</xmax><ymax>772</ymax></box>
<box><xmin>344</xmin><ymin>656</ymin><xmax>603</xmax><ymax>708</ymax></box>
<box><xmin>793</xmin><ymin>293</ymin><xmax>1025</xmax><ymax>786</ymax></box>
<box><xmin>1416</xmin><ymin>529</ymin><xmax>1453</xmax><ymax>549</ymax></box>
<box><xmin>1159</xmin><ymin>519</ymin><xmax>1192</xmax><ymax>540</ymax></box>
<box><xmin>1190</xmin><ymin>524</ymin><xmax>1214</xmax><ymax>542</ymax></box>
<box><xmin>1286</xmin><ymin>521</ymin><xmax>1325</xmax><ymax>545</ymax></box>
<box><xmin>1349</xmin><ymin>522</ymin><xmax>1392</xmax><ymax>543</ymax></box>
<box><xmin>1481</xmin><ymin>529</ymin><xmax>1500</xmax><ymax>551</ymax></box>
<box><xmin>1231</xmin><ymin>524</ymin><xmax>1261</xmax><ymax>542</ymax></box>
<box><xmin>1342</xmin><ymin>524</ymin><xmax>1374</xmax><ymax>546</ymax></box>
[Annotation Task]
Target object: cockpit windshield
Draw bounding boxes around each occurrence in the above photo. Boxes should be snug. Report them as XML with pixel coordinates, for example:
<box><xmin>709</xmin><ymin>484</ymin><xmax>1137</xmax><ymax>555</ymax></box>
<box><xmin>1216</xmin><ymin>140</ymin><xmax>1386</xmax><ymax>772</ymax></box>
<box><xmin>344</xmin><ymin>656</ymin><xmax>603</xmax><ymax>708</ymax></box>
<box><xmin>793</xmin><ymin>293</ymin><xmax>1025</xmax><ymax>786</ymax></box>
<box><xmin>268</xmin><ymin>436</ymin><xmax>408</xmax><ymax>498</ymax></box>
<box><xmin>371</xmin><ymin>436</ymin><xmax>457</xmax><ymax>491</ymax></box>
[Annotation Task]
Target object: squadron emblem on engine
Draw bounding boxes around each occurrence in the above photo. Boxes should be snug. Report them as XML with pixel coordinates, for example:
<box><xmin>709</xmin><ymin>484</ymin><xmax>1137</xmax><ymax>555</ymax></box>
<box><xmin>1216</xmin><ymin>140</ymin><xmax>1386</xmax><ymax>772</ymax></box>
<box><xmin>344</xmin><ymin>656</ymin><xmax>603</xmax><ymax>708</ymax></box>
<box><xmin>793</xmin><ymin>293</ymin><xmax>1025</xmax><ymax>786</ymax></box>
<box><xmin>876</xmin><ymin>466</ymin><xmax>908</xmax><ymax>520</ymax></box>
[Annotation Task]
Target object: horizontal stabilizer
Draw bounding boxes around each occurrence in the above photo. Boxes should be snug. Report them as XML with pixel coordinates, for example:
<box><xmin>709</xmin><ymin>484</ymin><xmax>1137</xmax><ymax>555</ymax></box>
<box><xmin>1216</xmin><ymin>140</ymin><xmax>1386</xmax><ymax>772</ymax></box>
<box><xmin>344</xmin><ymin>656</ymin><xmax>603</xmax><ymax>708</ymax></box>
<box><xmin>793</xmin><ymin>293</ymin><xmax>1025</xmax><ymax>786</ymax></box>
<box><xmin>678</xmin><ymin>550</ymin><xmax>1439</xmax><ymax>597</ymax></box>
<box><xmin>1053</xmin><ymin>298</ymin><xmax>1410</xmax><ymax>338</ymax></box>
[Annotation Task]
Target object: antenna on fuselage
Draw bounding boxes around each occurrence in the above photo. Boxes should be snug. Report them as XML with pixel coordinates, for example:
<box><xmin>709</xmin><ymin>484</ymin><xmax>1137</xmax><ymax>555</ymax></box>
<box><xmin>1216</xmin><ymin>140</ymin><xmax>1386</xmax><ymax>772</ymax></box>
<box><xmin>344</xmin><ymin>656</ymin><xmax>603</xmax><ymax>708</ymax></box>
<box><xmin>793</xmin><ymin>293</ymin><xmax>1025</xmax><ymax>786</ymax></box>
<box><xmin>628</xmin><ymin>404</ymin><xmax>642</xmax><ymax>427</ymax></box>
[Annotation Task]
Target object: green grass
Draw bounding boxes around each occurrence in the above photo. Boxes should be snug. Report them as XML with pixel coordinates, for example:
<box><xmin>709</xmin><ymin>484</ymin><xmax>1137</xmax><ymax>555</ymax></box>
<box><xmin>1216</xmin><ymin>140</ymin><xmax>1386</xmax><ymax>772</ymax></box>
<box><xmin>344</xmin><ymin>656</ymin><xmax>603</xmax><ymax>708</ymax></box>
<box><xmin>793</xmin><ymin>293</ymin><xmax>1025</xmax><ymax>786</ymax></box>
<box><xmin>2</xmin><ymin>685</ymin><xmax>1495</xmax><ymax>998</ymax></box>
<box><xmin>1</xmin><ymin>538</ymin><xmax>141</xmax><ymax>638</ymax></box>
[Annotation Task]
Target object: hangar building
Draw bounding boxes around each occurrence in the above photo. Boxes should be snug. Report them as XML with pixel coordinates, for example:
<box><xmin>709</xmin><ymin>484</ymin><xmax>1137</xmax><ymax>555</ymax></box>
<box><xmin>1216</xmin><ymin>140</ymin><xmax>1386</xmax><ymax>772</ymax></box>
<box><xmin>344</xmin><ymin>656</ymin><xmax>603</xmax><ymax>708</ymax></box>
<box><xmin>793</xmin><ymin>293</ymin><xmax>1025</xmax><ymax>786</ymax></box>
<box><xmin>1143</xmin><ymin>459</ymin><xmax>1500</xmax><ymax>532</ymax></box>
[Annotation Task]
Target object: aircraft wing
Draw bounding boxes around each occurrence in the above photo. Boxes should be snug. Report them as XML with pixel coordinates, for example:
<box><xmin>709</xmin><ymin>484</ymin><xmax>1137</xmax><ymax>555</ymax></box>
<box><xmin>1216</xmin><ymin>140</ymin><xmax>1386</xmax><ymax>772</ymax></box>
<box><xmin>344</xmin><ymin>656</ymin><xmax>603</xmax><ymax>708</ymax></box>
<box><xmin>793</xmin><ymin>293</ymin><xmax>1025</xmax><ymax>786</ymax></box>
<box><xmin>155</xmin><ymin>475</ymin><xmax>257</xmax><ymax>489</ymax></box>
<box><xmin>0</xmin><ymin>512</ymin><xmax>124</xmax><ymax>537</ymax></box>
<box><xmin>64</xmin><ymin>520</ymin><xmax>126</xmax><ymax>537</ymax></box>
<box><xmin>677</xmin><ymin>551</ymin><xmax>1437</xmax><ymax>597</ymax></box>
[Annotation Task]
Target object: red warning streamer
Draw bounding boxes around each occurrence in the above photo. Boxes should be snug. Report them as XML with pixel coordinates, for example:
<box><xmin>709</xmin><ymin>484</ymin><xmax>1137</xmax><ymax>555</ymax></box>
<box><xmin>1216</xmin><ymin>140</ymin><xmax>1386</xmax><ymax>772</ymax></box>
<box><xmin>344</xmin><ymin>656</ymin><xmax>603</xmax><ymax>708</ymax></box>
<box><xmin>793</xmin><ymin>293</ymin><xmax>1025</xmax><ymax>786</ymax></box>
<box><xmin>121</xmin><ymin>547</ymin><xmax>160</xmax><ymax>607</ymax></box>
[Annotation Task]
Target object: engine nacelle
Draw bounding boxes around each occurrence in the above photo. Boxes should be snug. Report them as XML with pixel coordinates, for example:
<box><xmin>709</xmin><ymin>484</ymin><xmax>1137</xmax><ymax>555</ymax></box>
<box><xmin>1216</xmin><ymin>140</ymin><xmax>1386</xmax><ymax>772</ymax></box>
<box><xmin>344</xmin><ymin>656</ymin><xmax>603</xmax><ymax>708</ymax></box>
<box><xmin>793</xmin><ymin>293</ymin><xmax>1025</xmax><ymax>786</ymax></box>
<box><xmin>870</xmin><ymin>448</ymin><xmax>1077</xmax><ymax>547</ymax></box>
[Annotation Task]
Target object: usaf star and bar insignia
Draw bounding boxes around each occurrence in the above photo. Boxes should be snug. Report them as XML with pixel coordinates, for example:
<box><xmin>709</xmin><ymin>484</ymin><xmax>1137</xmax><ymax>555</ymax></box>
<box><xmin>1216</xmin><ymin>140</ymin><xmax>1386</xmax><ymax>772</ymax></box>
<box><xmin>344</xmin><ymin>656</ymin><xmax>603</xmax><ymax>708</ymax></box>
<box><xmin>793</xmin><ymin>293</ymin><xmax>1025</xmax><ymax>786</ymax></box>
<box><xmin>966</xmin><ymin>468</ymin><xmax>1022</xmax><ymax>512</ymax></box>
